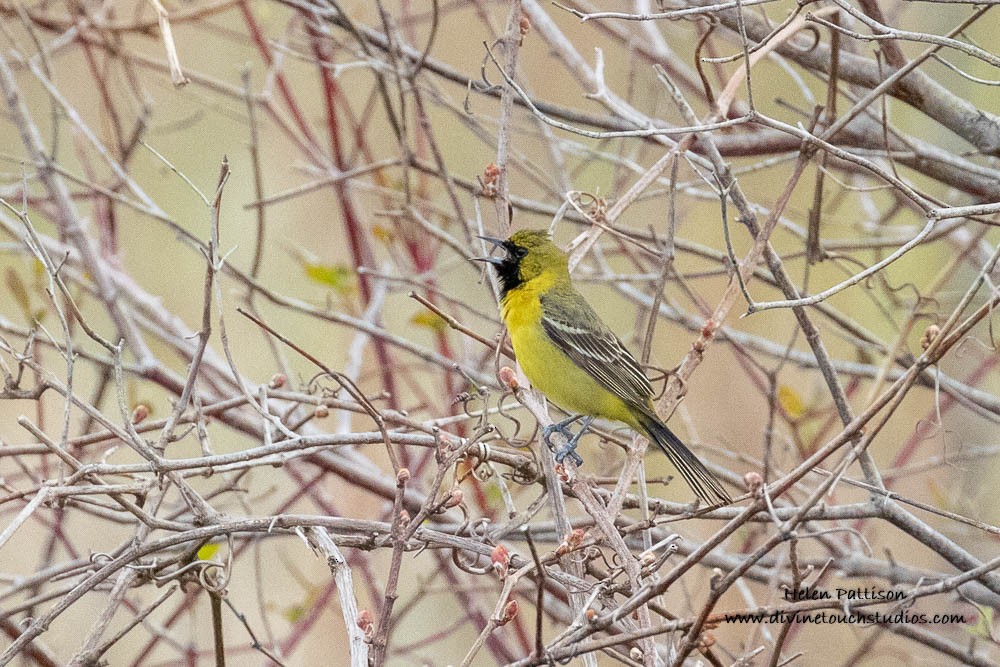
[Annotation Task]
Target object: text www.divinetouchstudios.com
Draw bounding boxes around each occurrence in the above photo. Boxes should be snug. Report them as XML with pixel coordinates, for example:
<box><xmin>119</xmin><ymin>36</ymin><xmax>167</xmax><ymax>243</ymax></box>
<box><xmin>722</xmin><ymin>587</ymin><xmax>970</xmax><ymax>625</ymax></box>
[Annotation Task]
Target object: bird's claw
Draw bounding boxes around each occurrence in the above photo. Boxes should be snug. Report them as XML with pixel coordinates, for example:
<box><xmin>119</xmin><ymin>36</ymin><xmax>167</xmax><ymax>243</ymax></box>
<box><xmin>554</xmin><ymin>444</ymin><xmax>584</xmax><ymax>466</ymax></box>
<box><xmin>542</xmin><ymin>422</ymin><xmax>574</xmax><ymax>445</ymax></box>
<box><xmin>542</xmin><ymin>417</ymin><xmax>590</xmax><ymax>466</ymax></box>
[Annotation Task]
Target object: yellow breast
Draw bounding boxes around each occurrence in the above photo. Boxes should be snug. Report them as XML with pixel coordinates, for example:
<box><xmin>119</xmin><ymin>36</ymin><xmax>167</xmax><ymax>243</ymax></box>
<box><xmin>500</xmin><ymin>279</ymin><xmax>634</xmax><ymax>424</ymax></box>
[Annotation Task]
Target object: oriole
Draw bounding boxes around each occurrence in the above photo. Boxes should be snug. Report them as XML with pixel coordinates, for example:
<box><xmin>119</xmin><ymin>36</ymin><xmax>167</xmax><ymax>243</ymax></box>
<box><xmin>476</xmin><ymin>229</ymin><xmax>730</xmax><ymax>505</ymax></box>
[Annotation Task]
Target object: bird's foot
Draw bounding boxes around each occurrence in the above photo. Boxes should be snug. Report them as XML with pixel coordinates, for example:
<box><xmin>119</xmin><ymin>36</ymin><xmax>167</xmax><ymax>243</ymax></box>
<box><xmin>541</xmin><ymin>416</ymin><xmax>592</xmax><ymax>466</ymax></box>
<box><xmin>554</xmin><ymin>442</ymin><xmax>585</xmax><ymax>466</ymax></box>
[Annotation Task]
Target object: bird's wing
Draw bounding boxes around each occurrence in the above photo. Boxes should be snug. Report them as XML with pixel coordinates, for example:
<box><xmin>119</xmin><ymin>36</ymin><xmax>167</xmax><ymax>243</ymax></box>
<box><xmin>539</xmin><ymin>290</ymin><xmax>654</xmax><ymax>405</ymax></box>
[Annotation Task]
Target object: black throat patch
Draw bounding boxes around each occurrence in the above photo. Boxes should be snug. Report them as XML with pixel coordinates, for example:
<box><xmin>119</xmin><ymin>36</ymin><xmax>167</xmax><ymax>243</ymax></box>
<box><xmin>495</xmin><ymin>243</ymin><xmax>523</xmax><ymax>298</ymax></box>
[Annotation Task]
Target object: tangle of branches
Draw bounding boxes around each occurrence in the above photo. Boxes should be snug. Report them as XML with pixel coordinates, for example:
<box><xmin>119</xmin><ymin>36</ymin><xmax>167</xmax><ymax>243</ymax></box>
<box><xmin>0</xmin><ymin>1</ymin><xmax>998</xmax><ymax>665</ymax></box>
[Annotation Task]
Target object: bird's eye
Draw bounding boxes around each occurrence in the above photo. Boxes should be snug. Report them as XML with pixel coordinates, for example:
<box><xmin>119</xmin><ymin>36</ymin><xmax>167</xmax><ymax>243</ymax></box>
<box><xmin>514</xmin><ymin>246</ymin><xmax>528</xmax><ymax>259</ymax></box>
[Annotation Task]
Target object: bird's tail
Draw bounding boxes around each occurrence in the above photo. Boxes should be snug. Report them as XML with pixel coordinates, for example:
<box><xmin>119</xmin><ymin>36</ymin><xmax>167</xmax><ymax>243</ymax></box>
<box><xmin>633</xmin><ymin>410</ymin><xmax>731</xmax><ymax>506</ymax></box>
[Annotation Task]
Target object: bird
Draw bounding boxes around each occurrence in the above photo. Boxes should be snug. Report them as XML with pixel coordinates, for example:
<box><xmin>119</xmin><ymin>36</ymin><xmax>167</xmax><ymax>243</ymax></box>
<box><xmin>474</xmin><ymin>229</ymin><xmax>731</xmax><ymax>505</ymax></box>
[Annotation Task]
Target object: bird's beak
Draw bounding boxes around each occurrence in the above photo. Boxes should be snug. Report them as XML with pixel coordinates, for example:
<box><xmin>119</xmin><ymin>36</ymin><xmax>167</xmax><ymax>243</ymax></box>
<box><xmin>472</xmin><ymin>235</ymin><xmax>507</xmax><ymax>266</ymax></box>
<box><xmin>476</xmin><ymin>235</ymin><xmax>505</xmax><ymax>248</ymax></box>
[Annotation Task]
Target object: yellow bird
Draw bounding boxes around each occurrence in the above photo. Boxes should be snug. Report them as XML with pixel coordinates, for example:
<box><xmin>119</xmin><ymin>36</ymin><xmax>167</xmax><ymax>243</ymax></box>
<box><xmin>476</xmin><ymin>229</ymin><xmax>730</xmax><ymax>505</ymax></box>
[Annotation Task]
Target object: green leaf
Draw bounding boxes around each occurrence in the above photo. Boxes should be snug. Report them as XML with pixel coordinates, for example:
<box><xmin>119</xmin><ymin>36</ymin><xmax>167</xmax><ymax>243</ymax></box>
<box><xmin>197</xmin><ymin>542</ymin><xmax>220</xmax><ymax>561</ymax></box>
<box><xmin>302</xmin><ymin>262</ymin><xmax>354</xmax><ymax>294</ymax></box>
<box><xmin>965</xmin><ymin>605</ymin><xmax>991</xmax><ymax>637</ymax></box>
<box><xmin>778</xmin><ymin>385</ymin><xmax>806</xmax><ymax>420</ymax></box>
<box><xmin>410</xmin><ymin>311</ymin><xmax>447</xmax><ymax>333</ymax></box>
<box><xmin>283</xmin><ymin>605</ymin><xmax>306</xmax><ymax>622</ymax></box>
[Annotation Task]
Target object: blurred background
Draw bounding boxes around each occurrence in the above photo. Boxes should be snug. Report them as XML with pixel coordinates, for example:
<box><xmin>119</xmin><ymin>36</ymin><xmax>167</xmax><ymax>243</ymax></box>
<box><xmin>1</xmin><ymin>0</ymin><xmax>999</xmax><ymax>664</ymax></box>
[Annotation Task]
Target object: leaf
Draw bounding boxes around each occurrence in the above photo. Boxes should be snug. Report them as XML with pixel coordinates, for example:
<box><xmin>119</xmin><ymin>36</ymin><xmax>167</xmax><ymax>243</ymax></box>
<box><xmin>965</xmin><ymin>605</ymin><xmax>991</xmax><ymax>637</ymax></box>
<box><xmin>197</xmin><ymin>542</ymin><xmax>220</xmax><ymax>561</ymax></box>
<box><xmin>778</xmin><ymin>385</ymin><xmax>806</xmax><ymax>420</ymax></box>
<box><xmin>283</xmin><ymin>584</ymin><xmax>321</xmax><ymax>622</ymax></box>
<box><xmin>410</xmin><ymin>311</ymin><xmax>447</xmax><ymax>333</ymax></box>
<box><xmin>482</xmin><ymin>483</ymin><xmax>504</xmax><ymax>508</ymax></box>
<box><xmin>371</xmin><ymin>224</ymin><xmax>395</xmax><ymax>244</ymax></box>
<box><xmin>302</xmin><ymin>262</ymin><xmax>354</xmax><ymax>295</ymax></box>
<box><xmin>283</xmin><ymin>605</ymin><xmax>306</xmax><ymax>622</ymax></box>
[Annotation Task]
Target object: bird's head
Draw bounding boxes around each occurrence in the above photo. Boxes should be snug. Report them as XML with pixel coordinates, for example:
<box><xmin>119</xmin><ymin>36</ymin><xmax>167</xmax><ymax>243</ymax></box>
<box><xmin>474</xmin><ymin>229</ymin><xmax>569</xmax><ymax>297</ymax></box>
